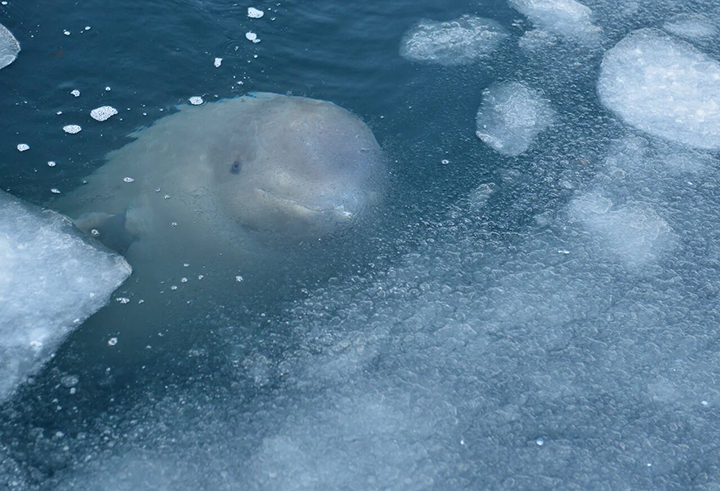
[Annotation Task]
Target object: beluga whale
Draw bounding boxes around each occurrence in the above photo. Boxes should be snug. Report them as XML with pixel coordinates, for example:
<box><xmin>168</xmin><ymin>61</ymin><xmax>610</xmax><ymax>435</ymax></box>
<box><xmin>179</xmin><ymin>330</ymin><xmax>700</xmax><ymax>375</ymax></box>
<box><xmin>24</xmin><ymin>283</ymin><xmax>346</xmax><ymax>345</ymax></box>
<box><xmin>54</xmin><ymin>92</ymin><xmax>386</xmax><ymax>304</ymax></box>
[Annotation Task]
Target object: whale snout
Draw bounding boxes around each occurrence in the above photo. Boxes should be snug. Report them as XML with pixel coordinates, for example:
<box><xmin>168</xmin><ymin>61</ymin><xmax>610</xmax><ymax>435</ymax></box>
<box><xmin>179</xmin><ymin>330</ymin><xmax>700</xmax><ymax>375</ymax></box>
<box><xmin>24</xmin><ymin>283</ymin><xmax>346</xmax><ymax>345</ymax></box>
<box><xmin>246</xmin><ymin>187</ymin><xmax>367</xmax><ymax>238</ymax></box>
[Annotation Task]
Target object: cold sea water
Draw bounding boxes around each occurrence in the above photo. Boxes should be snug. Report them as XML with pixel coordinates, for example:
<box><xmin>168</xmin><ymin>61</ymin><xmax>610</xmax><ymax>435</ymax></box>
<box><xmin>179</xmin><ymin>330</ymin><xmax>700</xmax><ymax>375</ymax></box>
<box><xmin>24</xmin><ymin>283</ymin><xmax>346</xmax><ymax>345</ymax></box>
<box><xmin>3</xmin><ymin>0</ymin><xmax>720</xmax><ymax>489</ymax></box>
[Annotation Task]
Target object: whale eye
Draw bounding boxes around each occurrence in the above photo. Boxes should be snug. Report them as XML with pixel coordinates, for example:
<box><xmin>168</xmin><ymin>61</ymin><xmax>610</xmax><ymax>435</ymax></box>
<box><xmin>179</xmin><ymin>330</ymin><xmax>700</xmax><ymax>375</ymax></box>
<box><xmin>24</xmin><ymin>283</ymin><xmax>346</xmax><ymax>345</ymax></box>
<box><xmin>230</xmin><ymin>160</ymin><xmax>242</xmax><ymax>175</ymax></box>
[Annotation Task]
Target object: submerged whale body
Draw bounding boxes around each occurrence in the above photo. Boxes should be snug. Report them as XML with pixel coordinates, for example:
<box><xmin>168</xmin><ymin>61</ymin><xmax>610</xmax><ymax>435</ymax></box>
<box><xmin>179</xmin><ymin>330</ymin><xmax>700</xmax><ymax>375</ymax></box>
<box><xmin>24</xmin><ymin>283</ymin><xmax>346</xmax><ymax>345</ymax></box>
<box><xmin>54</xmin><ymin>92</ymin><xmax>386</xmax><ymax>291</ymax></box>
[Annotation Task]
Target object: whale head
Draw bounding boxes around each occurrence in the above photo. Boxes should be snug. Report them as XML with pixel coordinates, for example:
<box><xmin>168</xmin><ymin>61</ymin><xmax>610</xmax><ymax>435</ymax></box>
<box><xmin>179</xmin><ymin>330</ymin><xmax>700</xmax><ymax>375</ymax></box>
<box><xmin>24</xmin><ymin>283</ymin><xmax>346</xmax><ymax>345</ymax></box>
<box><xmin>214</xmin><ymin>94</ymin><xmax>385</xmax><ymax>239</ymax></box>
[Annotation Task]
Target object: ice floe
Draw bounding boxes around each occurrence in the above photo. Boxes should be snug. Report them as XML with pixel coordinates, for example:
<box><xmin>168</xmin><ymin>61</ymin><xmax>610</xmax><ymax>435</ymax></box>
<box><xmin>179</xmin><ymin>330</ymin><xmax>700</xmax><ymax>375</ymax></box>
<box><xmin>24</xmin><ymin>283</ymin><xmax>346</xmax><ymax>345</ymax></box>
<box><xmin>0</xmin><ymin>23</ymin><xmax>19</xmax><ymax>70</ymax></box>
<box><xmin>90</xmin><ymin>105</ymin><xmax>118</xmax><ymax>122</ymax></box>
<box><xmin>248</xmin><ymin>7</ymin><xmax>264</xmax><ymax>19</ymax></box>
<box><xmin>400</xmin><ymin>15</ymin><xmax>508</xmax><ymax>66</ymax></box>
<box><xmin>509</xmin><ymin>0</ymin><xmax>601</xmax><ymax>45</ymax></box>
<box><xmin>475</xmin><ymin>81</ymin><xmax>555</xmax><ymax>156</ymax></box>
<box><xmin>598</xmin><ymin>29</ymin><xmax>720</xmax><ymax>150</ymax></box>
<box><xmin>63</xmin><ymin>124</ymin><xmax>82</xmax><ymax>134</ymax></box>
<box><xmin>0</xmin><ymin>192</ymin><xmax>130</xmax><ymax>403</ymax></box>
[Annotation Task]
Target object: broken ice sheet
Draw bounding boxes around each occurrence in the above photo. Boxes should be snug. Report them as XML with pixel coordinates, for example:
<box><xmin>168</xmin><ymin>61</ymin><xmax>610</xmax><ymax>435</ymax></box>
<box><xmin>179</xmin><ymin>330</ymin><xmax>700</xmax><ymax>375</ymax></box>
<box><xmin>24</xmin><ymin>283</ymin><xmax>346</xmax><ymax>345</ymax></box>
<box><xmin>0</xmin><ymin>191</ymin><xmax>130</xmax><ymax>403</ymax></box>
<box><xmin>509</xmin><ymin>0</ymin><xmax>602</xmax><ymax>45</ymax></box>
<box><xmin>598</xmin><ymin>29</ymin><xmax>720</xmax><ymax>150</ymax></box>
<box><xmin>0</xmin><ymin>22</ymin><xmax>19</xmax><ymax>70</ymax></box>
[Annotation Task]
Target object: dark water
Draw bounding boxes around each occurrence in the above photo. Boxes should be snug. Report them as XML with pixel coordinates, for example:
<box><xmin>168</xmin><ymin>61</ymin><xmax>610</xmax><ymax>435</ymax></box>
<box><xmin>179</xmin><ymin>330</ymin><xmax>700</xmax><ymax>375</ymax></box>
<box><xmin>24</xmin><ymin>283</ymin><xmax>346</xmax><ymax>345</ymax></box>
<box><xmin>2</xmin><ymin>0</ymin><xmax>720</xmax><ymax>489</ymax></box>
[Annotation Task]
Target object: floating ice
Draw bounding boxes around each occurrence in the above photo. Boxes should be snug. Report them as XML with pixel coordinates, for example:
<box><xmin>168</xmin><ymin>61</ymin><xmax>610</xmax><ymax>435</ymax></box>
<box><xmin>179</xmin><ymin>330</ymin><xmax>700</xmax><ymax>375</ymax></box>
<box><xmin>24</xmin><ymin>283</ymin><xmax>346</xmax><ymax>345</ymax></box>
<box><xmin>569</xmin><ymin>193</ymin><xmax>675</xmax><ymax>267</ymax></box>
<box><xmin>0</xmin><ymin>191</ymin><xmax>130</xmax><ymax>403</ymax></box>
<box><xmin>213</xmin><ymin>57</ymin><xmax>222</xmax><ymax>68</ymax></box>
<box><xmin>598</xmin><ymin>29</ymin><xmax>720</xmax><ymax>150</ymax></box>
<box><xmin>248</xmin><ymin>7</ymin><xmax>264</xmax><ymax>19</ymax></box>
<box><xmin>188</xmin><ymin>96</ymin><xmax>203</xmax><ymax>105</ymax></box>
<box><xmin>16</xmin><ymin>143</ymin><xmax>28</xmax><ymax>152</ymax></box>
<box><xmin>509</xmin><ymin>0</ymin><xmax>601</xmax><ymax>44</ymax></box>
<box><xmin>70</xmin><ymin>89</ymin><xmax>80</xmax><ymax>97</ymax></box>
<box><xmin>90</xmin><ymin>105</ymin><xmax>118</xmax><ymax>122</ymax></box>
<box><xmin>399</xmin><ymin>15</ymin><xmax>508</xmax><ymax>66</ymax></box>
<box><xmin>0</xmin><ymin>23</ymin><xmax>19</xmax><ymax>70</ymax></box>
<box><xmin>245</xmin><ymin>31</ymin><xmax>260</xmax><ymax>43</ymax></box>
<box><xmin>63</xmin><ymin>124</ymin><xmax>82</xmax><ymax>134</ymax></box>
<box><xmin>475</xmin><ymin>82</ymin><xmax>555</xmax><ymax>156</ymax></box>
<box><xmin>663</xmin><ymin>14</ymin><xmax>717</xmax><ymax>41</ymax></box>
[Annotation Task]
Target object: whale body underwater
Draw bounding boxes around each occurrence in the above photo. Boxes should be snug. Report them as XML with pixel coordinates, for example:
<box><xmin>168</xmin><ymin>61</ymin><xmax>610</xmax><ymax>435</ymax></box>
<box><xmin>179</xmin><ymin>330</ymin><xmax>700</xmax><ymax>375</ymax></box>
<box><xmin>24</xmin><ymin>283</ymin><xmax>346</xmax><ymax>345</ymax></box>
<box><xmin>54</xmin><ymin>92</ymin><xmax>386</xmax><ymax>296</ymax></box>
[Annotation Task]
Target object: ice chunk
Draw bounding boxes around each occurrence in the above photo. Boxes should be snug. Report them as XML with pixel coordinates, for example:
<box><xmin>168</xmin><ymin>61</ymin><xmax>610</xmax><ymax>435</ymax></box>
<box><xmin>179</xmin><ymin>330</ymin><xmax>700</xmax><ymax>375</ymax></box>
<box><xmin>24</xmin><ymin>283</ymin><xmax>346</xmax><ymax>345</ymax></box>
<box><xmin>90</xmin><ymin>106</ymin><xmax>118</xmax><ymax>122</ymax></box>
<box><xmin>598</xmin><ymin>29</ymin><xmax>720</xmax><ymax>150</ymax></box>
<box><xmin>63</xmin><ymin>124</ymin><xmax>82</xmax><ymax>134</ymax></box>
<box><xmin>0</xmin><ymin>191</ymin><xmax>130</xmax><ymax>403</ymax></box>
<box><xmin>188</xmin><ymin>96</ymin><xmax>204</xmax><ymax>105</ymax></box>
<box><xmin>0</xmin><ymin>23</ymin><xmax>19</xmax><ymax>70</ymax></box>
<box><xmin>247</xmin><ymin>7</ymin><xmax>264</xmax><ymax>19</ymax></box>
<box><xmin>475</xmin><ymin>82</ymin><xmax>555</xmax><ymax>156</ymax></box>
<box><xmin>399</xmin><ymin>15</ymin><xmax>508</xmax><ymax>66</ymax></box>
<box><xmin>663</xmin><ymin>14</ymin><xmax>717</xmax><ymax>41</ymax></box>
<box><xmin>509</xmin><ymin>0</ymin><xmax>601</xmax><ymax>44</ymax></box>
<box><xmin>569</xmin><ymin>192</ymin><xmax>675</xmax><ymax>267</ymax></box>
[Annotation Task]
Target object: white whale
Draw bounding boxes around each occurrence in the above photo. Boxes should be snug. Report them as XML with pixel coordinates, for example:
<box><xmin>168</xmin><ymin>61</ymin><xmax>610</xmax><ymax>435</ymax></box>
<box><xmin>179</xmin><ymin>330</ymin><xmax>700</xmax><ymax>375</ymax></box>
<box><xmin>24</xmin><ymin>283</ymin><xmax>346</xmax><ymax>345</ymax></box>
<box><xmin>55</xmin><ymin>92</ymin><xmax>386</xmax><ymax>293</ymax></box>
